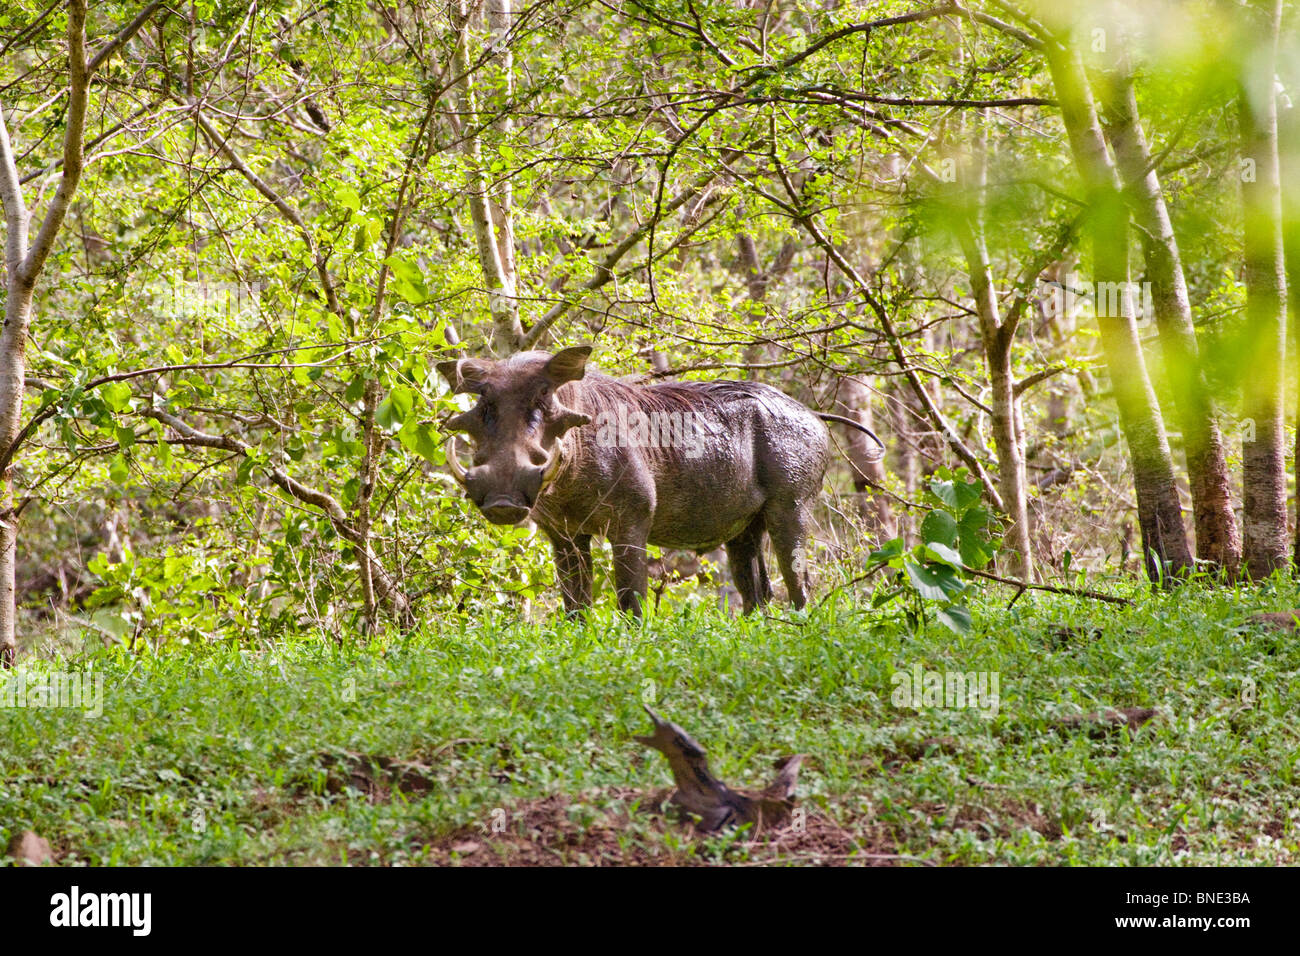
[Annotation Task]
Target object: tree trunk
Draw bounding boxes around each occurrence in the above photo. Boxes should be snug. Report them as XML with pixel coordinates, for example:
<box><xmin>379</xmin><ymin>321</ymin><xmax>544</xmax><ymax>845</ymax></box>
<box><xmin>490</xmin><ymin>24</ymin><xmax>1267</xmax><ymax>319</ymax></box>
<box><xmin>1044</xmin><ymin>40</ymin><xmax>1192</xmax><ymax>584</ymax></box>
<box><xmin>949</xmin><ymin>117</ymin><xmax>1034</xmax><ymax>579</ymax></box>
<box><xmin>453</xmin><ymin>0</ymin><xmax>521</xmax><ymax>351</ymax></box>
<box><xmin>1237</xmin><ymin>0</ymin><xmax>1291</xmax><ymax>578</ymax></box>
<box><xmin>832</xmin><ymin>376</ymin><xmax>896</xmax><ymax>539</ymax></box>
<box><xmin>1281</xmin><ymin>48</ymin><xmax>1300</xmax><ymax>568</ymax></box>
<box><xmin>0</xmin><ymin>286</ymin><xmax>33</xmax><ymax>665</ymax></box>
<box><xmin>487</xmin><ymin>0</ymin><xmax>518</xmax><ymax>287</ymax></box>
<box><xmin>0</xmin><ymin>0</ymin><xmax>94</xmax><ymax>663</ymax></box>
<box><xmin>1096</xmin><ymin>56</ymin><xmax>1242</xmax><ymax>576</ymax></box>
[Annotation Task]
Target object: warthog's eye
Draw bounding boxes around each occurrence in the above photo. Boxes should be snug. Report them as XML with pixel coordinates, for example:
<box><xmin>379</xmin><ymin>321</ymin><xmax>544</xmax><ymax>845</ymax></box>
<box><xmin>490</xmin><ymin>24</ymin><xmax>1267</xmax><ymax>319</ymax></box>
<box><xmin>480</xmin><ymin>401</ymin><xmax>497</xmax><ymax>430</ymax></box>
<box><xmin>526</xmin><ymin>407</ymin><xmax>543</xmax><ymax>433</ymax></box>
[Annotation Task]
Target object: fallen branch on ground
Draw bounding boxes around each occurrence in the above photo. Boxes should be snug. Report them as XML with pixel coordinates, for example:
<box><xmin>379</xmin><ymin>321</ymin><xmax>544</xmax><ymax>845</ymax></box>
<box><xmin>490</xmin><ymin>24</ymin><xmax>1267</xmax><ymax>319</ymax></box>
<box><xmin>636</xmin><ymin>705</ymin><xmax>803</xmax><ymax>834</ymax></box>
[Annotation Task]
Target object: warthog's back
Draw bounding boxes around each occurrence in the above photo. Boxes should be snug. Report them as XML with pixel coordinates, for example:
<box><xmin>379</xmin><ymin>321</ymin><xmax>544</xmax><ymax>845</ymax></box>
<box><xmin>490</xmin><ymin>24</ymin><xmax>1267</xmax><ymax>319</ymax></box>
<box><xmin>543</xmin><ymin>376</ymin><xmax>829</xmax><ymax>551</ymax></box>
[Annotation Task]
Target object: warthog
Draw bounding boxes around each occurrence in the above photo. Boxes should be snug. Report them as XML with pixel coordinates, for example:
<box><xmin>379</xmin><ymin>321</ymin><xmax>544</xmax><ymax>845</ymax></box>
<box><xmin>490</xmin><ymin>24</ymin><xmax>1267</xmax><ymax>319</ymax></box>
<box><xmin>439</xmin><ymin>346</ymin><xmax>882</xmax><ymax>616</ymax></box>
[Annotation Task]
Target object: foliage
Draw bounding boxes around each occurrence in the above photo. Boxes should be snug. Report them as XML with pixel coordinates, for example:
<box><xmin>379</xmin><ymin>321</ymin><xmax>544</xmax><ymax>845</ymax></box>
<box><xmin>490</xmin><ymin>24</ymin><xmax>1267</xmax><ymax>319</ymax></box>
<box><xmin>866</xmin><ymin>469</ymin><xmax>998</xmax><ymax>634</ymax></box>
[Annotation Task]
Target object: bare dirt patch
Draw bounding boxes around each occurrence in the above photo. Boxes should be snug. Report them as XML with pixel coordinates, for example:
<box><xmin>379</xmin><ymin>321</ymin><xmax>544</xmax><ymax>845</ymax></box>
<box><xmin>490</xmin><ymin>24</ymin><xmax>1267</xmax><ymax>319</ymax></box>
<box><xmin>416</xmin><ymin>789</ymin><xmax>915</xmax><ymax>866</ymax></box>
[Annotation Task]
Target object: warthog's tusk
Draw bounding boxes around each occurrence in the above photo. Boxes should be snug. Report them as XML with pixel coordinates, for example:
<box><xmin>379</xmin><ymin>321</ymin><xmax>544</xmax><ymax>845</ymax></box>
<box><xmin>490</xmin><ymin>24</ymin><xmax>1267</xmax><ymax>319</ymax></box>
<box><xmin>539</xmin><ymin>443</ymin><xmax>564</xmax><ymax>492</ymax></box>
<box><xmin>444</xmin><ymin>435</ymin><xmax>469</xmax><ymax>486</ymax></box>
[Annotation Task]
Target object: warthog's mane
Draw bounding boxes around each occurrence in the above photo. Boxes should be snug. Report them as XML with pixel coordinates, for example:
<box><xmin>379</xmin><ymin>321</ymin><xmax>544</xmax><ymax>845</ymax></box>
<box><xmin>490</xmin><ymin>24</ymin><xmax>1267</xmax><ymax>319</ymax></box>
<box><xmin>556</xmin><ymin>372</ymin><xmax>802</xmax><ymax>459</ymax></box>
<box><xmin>565</xmin><ymin>372</ymin><xmax>786</xmax><ymax>418</ymax></box>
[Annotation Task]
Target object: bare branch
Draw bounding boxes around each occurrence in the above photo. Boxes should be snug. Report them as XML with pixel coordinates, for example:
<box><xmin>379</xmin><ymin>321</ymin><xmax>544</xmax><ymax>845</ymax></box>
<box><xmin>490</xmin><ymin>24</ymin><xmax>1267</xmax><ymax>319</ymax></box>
<box><xmin>87</xmin><ymin>1</ymin><xmax>166</xmax><ymax>75</ymax></box>
<box><xmin>521</xmin><ymin>155</ymin><xmax>738</xmax><ymax>349</ymax></box>
<box><xmin>22</xmin><ymin>0</ymin><xmax>88</xmax><ymax>287</ymax></box>
<box><xmin>191</xmin><ymin>108</ymin><xmax>345</xmax><ymax>323</ymax></box>
<box><xmin>142</xmin><ymin>406</ymin><xmax>411</xmax><ymax>620</ymax></box>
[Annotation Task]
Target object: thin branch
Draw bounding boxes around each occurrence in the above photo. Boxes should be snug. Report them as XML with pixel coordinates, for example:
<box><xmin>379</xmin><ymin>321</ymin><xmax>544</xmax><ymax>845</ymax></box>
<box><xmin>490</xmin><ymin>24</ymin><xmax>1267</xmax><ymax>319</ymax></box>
<box><xmin>86</xmin><ymin>1</ymin><xmax>166</xmax><ymax>75</ymax></box>
<box><xmin>963</xmin><ymin>566</ymin><xmax>1133</xmax><ymax>605</ymax></box>
<box><xmin>141</xmin><ymin>406</ymin><xmax>410</xmax><ymax>619</ymax></box>
<box><xmin>191</xmin><ymin>108</ymin><xmax>345</xmax><ymax>324</ymax></box>
<box><xmin>22</xmin><ymin>0</ymin><xmax>88</xmax><ymax>287</ymax></box>
<box><xmin>521</xmin><ymin>154</ymin><xmax>739</xmax><ymax>349</ymax></box>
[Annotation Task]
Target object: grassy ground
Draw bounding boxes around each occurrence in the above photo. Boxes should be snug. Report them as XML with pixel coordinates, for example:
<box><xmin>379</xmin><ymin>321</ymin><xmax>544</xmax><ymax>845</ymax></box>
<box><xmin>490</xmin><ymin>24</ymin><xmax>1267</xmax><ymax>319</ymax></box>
<box><xmin>2</xmin><ymin>579</ymin><xmax>1298</xmax><ymax>866</ymax></box>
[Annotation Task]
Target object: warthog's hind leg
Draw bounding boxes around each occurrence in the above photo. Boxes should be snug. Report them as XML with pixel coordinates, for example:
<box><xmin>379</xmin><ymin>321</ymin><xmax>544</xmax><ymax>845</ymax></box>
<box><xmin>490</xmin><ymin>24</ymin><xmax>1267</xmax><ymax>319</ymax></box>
<box><xmin>764</xmin><ymin>499</ymin><xmax>812</xmax><ymax>609</ymax></box>
<box><xmin>724</xmin><ymin>513</ymin><xmax>771</xmax><ymax>614</ymax></box>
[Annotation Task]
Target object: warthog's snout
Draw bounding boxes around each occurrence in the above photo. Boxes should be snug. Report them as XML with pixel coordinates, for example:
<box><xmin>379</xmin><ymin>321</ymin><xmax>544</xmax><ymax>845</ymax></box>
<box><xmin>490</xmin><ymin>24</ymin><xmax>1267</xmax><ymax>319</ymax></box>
<box><xmin>478</xmin><ymin>495</ymin><xmax>533</xmax><ymax>525</ymax></box>
<box><xmin>465</xmin><ymin>462</ymin><xmax>547</xmax><ymax>524</ymax></box>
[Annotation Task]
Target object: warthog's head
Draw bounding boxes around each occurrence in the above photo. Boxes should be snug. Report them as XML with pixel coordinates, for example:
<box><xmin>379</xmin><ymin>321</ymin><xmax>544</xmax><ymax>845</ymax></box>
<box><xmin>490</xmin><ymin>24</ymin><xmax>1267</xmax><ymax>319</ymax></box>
<box><xmin>438</xmin><ymin>346</ymin><xmax>593</xmax><ymax>524</ymax></box>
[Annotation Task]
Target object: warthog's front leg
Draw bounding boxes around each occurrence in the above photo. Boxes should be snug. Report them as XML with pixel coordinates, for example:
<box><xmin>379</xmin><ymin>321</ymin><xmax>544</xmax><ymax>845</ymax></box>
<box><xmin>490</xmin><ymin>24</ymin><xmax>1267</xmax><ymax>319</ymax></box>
<box><xmin>548</xmin><ymin>532</ymin><xmax>593</xmax><ymax>615</ymax></box>
<box><xmin>610</xmin><ymin>528</ymin><xmax>650</xmax><ymax>618</ymax></box>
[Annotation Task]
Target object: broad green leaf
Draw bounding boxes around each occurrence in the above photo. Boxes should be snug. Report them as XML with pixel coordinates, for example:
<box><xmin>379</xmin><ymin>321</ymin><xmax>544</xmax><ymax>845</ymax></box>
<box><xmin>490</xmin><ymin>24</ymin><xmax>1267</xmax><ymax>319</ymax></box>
<box><xmin>375</xmin><ymin>386</ymin><xmax>416</xmax><ymax>431</ymax></box>
<box><xmin>920</xmin><ymin>509</ymin><xmax>958</xmax><ymax>547</ymax></box>
<box><xmin>866</xmin><ymin>537</ymin><xmax>906</xmax><ymax>568</ymax></box>
<box><xmin>334</xmin><ymin>184</ymin><xmax>361</xmax><ymax>212</ymax></box>
<box><xmin>109</xmin><ymin>453</ymin><xmax>130</xmax><ymax>484</ymax></box>
<box><xmin>398</xmin><ymin>418</ymin><xmax>442</xmax><ymax>465</ymax></box>
<box><xmin>936</xmin><ymin>604</ymin><xmax>973</xmax><ymax>634</ymax></box>
<box><xmin>101</xmin><ymin>382</ymin><xmax>132</xmax><ymax>413</ymax></box>
<box><xmin>923</xmin><ymin>542</ymin><xmax>965</xmax><ymax>569</ymax></box>
<box><xmin>902</xmin><ymin>559</ymin><xmax>948</xmax><ymax>601</ymax></box>
<box><xmin>384</xmin><ymin>256</ymin><xmax>429</xmax><ymax>304</ymax></box>
<box><xmin>904</xmin><ymin>559</ymin><xmax>966</xmax><ymax>601</ymax></box>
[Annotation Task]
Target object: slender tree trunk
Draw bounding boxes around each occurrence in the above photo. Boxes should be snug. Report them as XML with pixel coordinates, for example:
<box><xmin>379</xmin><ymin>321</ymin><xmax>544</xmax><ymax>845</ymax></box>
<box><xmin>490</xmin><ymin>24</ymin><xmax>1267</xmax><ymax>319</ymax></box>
<box><xmin>453</xmin><ymin>0</ymin><xmax>521</xmax><ymax>351</ymax></box>
<box><xmin>833</xmin><ymin>376</ymin><xmax>896</xmax><ymax>539</ymax></box>
<box><xmin>1281</xmin><ymin>50</ymin><xmax>1300</xmax><ymax>567</ymax></box>
<box><xmin>0</xmin><ymin>286</ymin><xmax>33</xmax><ymax>666</ymax></box>
<box><xmin>1044</xmin><ymin>40</ymin><xmax>1192</xmax><ymax>583</ymax></box>
<box><xmin>1237</xmin><ymin>0</ymin><xmax>1291</xmax><ymax>577</ymax></box>
<box><xmin>949</xmin><ymin>117</ymin><xmax>1034</xmax><ymax>579</ymax></box>
<box><xmin>488</xmin><ymin>0</ymin><xmax>517</xmax><ymax>286</ymax></box>
<box><xmin>1097</xmin><ymin>56</ymin><xmax>1242</xmax><ymax>576</ymax></box>
<box><xmin>0</xmin><ymin>0</ymin><xmax>94</xmax><ymax>663</ymax></box>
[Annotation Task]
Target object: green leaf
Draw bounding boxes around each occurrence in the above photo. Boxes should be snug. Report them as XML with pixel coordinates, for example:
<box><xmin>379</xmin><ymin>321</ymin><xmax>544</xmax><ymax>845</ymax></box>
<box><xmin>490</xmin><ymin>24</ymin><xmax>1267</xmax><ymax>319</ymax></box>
<box><xmin>930</xmin><ymin>475</ymin><xmax>982</xmax><ymax>513</ymax></box>
<box><xmin>903</xmin><ymin>559</ymin><xmax>966</xmax><ymax>601</ymax></box>
<box><xmin>936</xmin><ymin>604</ymin><xmax>973</xmax><ymax>634</ymax></box>
<box><xmin>923</xmin><ymin>542</ymin><xmax>965</xmax><ymax>570</ymax></box>
<box><xmin>375</xmin><ymin>386</ymin><xmax>416</xmax><ymax>431</ymax></box>
<box><xmin>920</xmin><ymin>509</ymin><xmax>958</xmax><ymax>547</ymax></box>
<box><xmin>384</xmin><ymin>256</ymin><xmax>429</xmax><ymax>304</ymax></box>
<box><xmin>344</xmin><ymin>376</ymin><xmax>368</xmax><ymax>403</ymax></box>
<box><xmin>101</xmin><ymin>382</ymin><xmax>132</xmax><ymax>413</ymax></box>
<box><xmin>109</xmin><ymin>453</ymin><xmax>130</xmax><ymax>484</ymax></box>
<box><xmin>866</xmin><ymin>537</ymin><xmax>906</xmax><ymax>568</ymax></box>
<box><xmin>398</xmin><ymin>418</ymin><xmax>442</xmax><ymax>465</ymax></box>
<box><xmin>958</xmin><ymin>505</ymin><xmax>995</xmax><ymax>568</ymax></box>
<box><xmin>334</xmin><ymin>184</ymin><xmax>361</xmax><ymax>212</ymax></box>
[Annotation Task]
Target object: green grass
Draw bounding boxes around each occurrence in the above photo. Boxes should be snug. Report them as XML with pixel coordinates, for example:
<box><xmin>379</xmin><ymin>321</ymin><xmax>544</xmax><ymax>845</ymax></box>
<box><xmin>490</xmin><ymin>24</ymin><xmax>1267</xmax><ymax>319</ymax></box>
<box><xmin>2</xmin><ymin>580</ymin><xmax>1299</xmax><ymax>865</ymax></box>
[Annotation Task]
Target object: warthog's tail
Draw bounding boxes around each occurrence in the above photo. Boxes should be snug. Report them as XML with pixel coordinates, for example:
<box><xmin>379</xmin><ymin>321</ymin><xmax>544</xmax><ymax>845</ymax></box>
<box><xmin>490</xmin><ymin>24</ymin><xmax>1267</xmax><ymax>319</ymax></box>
<box><xmin>816</xmin><ymin>413</ymin><xmax>886</xmax><ymax>461</ymax></box>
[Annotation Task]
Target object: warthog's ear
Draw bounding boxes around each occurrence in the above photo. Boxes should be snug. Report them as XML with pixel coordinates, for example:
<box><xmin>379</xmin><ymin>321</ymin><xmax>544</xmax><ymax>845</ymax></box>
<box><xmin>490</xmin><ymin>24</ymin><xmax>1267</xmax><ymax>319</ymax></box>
<box><xmin>444</xmin><ymin>410</ymin><xmax>477</xmax><ymax>433</ymax></box>
<box><xmin>437</xmin><ymin>357</ymin><xmax>492</xmax><ymax>394</ymax></box>
<box><xmin>545</xmin><ymin>345</ymin><xmax>592</xmax><ymax>384</ymax></box>
<box><xmin>555</xmin><ymin>408</ymin><xmax>592</xmax><ymax>433</ymax></box>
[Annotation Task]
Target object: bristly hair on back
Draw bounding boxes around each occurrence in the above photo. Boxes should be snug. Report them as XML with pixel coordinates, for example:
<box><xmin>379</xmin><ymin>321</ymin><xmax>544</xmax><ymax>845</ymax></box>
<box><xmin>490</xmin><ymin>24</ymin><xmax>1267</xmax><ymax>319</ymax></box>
<box><xmin>562</xmin><ymin>371</ymin><xmax>788</xmax><ymax>419</ymax></box>
<box><xmin>554</xmin><ymin>371</ymin><xmax>802</xmax><ymax>458</ymax></box>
